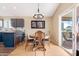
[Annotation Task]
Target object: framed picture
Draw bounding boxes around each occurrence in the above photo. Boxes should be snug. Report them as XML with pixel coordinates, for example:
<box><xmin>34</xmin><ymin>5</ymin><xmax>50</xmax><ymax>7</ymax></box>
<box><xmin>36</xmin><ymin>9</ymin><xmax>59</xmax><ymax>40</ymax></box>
<box><xmin>31</xmin><ymin>20</ymin><xmax>45</xmax><ymax>29</ymax></box>
<box><xmin>31</xmin><ymin>21</ymin><xmax>37</xmax><ymax>28</ymax></box>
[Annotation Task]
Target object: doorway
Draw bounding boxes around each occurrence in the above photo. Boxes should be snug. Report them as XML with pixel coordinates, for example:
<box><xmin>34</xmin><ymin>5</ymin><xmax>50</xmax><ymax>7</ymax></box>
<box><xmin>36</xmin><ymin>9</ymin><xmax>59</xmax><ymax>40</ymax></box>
<box><xmin>59</xmin><ymin>9</ymin><xmax>75</xmax><ymax>55</ymax></box>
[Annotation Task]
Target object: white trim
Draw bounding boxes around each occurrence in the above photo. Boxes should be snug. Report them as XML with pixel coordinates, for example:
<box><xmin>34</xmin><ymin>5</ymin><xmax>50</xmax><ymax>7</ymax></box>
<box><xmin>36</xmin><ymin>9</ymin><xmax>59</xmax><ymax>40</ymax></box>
<box><xmin>72</xmin><ymin>8</ymin><xmax>76</xmax><ymax>56</ymax></box>
<box><xmin>58</xmin><ymin>16</ymin><xmax>61</xmax><ymax>46</ymax></box>
<box><xmin>73</xmin><ymin>4</ymin><xmax>79</xmax><ymax>56</ymax></box>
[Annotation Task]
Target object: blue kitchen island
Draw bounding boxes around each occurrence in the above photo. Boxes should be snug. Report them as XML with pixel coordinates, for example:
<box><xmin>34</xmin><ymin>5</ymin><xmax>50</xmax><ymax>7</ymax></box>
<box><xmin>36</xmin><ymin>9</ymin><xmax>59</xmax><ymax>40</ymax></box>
<box><xmin>0</xmin><ymin>31</ymin><xmax>25</xmax><ymax>48</ymax></box>
<box><xmin>0</xmin><ymin>32</ymin><xmax>15</xmax><ymax>47</ymax></box>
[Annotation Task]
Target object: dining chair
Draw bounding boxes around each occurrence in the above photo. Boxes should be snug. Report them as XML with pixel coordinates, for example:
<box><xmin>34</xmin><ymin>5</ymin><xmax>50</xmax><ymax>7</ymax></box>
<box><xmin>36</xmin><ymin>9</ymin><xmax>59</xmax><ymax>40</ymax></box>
<box><xmin>33</xmin><ymin>31</ymin><xmax>46</xmax><ymax>56</ymax></box>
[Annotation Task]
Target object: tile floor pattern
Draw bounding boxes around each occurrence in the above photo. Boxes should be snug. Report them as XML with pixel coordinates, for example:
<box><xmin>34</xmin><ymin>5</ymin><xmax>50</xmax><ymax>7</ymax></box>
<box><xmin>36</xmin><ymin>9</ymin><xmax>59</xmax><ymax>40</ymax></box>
<box><xmin>9</xmin><ymin>43</ymin><xmax>70</xmax><ymax>56</ymax></box>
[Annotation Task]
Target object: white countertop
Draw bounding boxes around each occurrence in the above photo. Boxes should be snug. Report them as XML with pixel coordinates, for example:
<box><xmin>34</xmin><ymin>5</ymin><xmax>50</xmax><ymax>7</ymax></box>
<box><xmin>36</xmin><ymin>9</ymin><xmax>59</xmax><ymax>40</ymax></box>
<box><xmin>0</xmin><ymin>29</ymin><xmax>15</xmax><ymax>33</ymax></box>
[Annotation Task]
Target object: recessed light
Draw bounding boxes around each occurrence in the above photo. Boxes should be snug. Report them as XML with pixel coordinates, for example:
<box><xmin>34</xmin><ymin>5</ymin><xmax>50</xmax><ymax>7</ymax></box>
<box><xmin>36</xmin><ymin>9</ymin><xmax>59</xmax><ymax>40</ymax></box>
<box><xmin>2</xmin><ymin>6</ymin><xmax>6</xmax><ymax>9</ymax></box>
<box><xmin>13</xmin><ymin>6</ymin><xmax>16</xmax><ymax>10</ymax></box>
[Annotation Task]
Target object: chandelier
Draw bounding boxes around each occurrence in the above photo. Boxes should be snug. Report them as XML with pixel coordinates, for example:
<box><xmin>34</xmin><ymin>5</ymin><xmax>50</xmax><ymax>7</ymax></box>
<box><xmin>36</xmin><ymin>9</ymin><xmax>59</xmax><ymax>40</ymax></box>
<box><xmin>33</xmin><ymin>4</ymin><xmax>44</xmax><ymax>19</ymax></box>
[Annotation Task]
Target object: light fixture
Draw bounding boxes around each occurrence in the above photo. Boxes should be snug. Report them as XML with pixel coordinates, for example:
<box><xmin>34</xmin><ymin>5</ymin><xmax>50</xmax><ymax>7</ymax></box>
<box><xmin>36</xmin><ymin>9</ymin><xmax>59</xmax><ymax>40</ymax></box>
<box><xmin>33</xmin><ymin>3</ymin><xmax>44</xmax><ymax>19</ymax></box>
<box><xmin>2</xmin><ymin>6</ymin><xmax>6</xmax><ymax>10</ymax></box>
<box><xmin>13</xmin><ymin>6</ymin><xmax>16</xmax><ymax>10</ymax></box>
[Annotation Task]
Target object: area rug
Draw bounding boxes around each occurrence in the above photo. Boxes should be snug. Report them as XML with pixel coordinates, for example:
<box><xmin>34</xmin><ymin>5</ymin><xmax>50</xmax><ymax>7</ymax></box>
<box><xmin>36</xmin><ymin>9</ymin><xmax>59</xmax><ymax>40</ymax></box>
<box><xmin>0</xmin><ymin>42</ymin><xmax>14</xmax><ymax>56</ymax></box>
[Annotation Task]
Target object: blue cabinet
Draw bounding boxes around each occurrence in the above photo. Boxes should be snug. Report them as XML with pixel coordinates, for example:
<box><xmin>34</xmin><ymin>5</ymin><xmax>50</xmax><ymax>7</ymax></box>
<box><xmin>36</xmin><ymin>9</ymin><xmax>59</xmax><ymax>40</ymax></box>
<box><xmin>0</xmin><ymin>32</ymin><xmax>3</xmax><ymax>42</ymax></box>
<box><xmin>2</xmin><ymin>32</ymin><xmax>14</xmax><ymax>47</ymax></box>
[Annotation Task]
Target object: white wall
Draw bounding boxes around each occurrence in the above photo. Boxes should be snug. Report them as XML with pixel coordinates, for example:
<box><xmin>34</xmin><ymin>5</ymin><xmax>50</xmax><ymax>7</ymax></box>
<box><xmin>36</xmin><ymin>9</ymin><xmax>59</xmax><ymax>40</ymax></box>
<box><xmin>24</xmin><ymin>17</ymin><xmax>52</xmax><ymax>36</ymax></box>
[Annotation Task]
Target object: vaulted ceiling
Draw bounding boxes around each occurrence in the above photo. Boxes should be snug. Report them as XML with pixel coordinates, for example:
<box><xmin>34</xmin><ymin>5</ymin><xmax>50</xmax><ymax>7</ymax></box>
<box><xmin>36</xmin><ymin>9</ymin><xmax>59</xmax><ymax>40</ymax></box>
<box><xmin>0</xmin><ymin>3</ymin><xmax>59</xmax><ymax>16</ymax></box>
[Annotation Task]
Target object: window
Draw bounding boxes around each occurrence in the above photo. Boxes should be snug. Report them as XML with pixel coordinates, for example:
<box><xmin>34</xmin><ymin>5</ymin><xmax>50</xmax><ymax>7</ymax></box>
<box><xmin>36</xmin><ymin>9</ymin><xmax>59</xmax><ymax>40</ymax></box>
<box><xmin>0</xmin><ymin>19</ymin><xmax>3</xmax><ymax>28</ymax></box>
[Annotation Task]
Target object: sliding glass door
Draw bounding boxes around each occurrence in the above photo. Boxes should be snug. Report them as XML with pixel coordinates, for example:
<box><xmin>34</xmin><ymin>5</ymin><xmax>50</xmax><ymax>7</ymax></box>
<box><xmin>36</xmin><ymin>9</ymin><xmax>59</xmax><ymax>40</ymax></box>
<box><xmin>59</xmin><ymin>8</ymin><xmax>77</xmax><ymax>55</ymax></box>
<box><xmin>61</xmin><ymin>11</ymin><xmax>73</xmax><ymax>55</ymax></box>
<box><xmin>59</xmin><ymin>4</ymin><xmax>79</xmax><ymax>56</ymax></box>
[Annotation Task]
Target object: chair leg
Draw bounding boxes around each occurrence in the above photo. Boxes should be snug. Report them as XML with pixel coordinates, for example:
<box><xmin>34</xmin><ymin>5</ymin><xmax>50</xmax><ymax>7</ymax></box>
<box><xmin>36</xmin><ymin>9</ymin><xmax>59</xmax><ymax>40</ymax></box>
<box><xmin>25</xmin><ymin>42</ymin><xmax>28</xmax><ymax>51</ymax></box>
<box><xmin>35</xmin><ymin>51</ymin><xmax>36</xmax><ymax>56</ymax></box>
<box><xmin>43</xmin><ymin>51</ymin><xmax>45</xmax><ymax>56</ymax></box>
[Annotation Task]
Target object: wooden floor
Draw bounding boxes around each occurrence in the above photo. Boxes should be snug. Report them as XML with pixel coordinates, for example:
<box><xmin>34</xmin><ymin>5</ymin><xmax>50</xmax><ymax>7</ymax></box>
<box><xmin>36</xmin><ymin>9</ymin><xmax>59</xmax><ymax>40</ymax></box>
<box><xmin>9</xmin><ymin>43</ymin><xmax>70</xmax><ymax>56</ymax></box>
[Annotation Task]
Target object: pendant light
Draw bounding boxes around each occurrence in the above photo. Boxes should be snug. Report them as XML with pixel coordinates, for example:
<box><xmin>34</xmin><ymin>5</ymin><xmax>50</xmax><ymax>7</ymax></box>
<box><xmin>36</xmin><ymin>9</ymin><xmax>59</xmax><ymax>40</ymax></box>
<box><xmin>33</xmin><ymin>3</ymin><xmax>44</xmax><ymax>19</ymax></box>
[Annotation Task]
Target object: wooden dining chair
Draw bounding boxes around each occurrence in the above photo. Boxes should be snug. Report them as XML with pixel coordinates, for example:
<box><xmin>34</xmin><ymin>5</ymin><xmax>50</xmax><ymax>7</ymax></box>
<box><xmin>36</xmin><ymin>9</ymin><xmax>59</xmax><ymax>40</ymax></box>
<box><xmin>33</xmin><ymin>31</ymin><xmax>46</xmax><ymax>56</ymax></box>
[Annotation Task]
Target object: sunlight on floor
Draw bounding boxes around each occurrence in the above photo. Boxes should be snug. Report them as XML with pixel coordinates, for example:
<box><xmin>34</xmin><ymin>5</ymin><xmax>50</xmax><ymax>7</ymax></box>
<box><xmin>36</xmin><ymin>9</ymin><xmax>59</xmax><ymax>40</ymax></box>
<box><xmin>9</xmin><ymin>43</ymin><xmax>70</xmax><ymax>56</ymax></box>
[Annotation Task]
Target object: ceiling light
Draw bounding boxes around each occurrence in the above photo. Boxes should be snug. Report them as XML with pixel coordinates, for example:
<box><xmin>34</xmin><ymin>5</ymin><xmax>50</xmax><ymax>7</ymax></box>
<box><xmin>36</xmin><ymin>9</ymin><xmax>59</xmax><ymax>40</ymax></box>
<box><xmin>2</xmin><ymin>6</ymin><xmax>6</xmax><ymax>9</ymax></box>
<box><xmin>13</xmin><ymin>6</ymin><xmax>16</xmax><ymax>10</ymax></box>
<box><xmin>33</xmin><ymin>3</ymin><xmax>44</xmax><ymax>19</ymax></box>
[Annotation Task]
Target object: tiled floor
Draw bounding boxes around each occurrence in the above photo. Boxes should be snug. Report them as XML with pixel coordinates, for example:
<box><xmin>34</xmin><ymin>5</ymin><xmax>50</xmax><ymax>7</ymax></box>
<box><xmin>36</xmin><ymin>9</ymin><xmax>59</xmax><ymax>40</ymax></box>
<box><xmin>9</xmin><ymin>43</ymin><xmax>70</xmax><ymax>56</ymax></box>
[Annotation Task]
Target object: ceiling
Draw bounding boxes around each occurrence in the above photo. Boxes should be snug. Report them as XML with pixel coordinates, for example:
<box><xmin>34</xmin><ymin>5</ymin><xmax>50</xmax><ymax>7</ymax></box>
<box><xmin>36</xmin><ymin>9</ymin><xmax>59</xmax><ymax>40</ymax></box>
<box><xmin>0</xmin><ymin>3</ymin><xmax>59</xmax><ymax>16</ymax></box>
<box><xmin>63</xmin><ymin>12</ymin><xmax>72</xmax><ymax>17</ymax></box>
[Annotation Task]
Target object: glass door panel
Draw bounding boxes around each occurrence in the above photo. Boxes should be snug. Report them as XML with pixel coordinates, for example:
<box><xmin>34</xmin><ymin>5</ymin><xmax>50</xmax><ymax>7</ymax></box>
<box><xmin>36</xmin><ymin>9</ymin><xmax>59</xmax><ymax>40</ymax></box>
<box><xmin>76</xmin><ymin>6</ymin><xmax>79</xmax><ymax>56</ymax></box>
<box><xmin>61</xmin><ymin>11</ymin><xmax>73</xmax><ymax>55</ymax></box>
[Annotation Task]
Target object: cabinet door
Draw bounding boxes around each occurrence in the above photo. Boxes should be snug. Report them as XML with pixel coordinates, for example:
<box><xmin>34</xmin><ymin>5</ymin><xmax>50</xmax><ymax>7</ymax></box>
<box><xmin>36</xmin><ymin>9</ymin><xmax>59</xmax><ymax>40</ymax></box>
<box><xmin>16</xmin><ymin>19</ymin><xmax>24</xmax><ymax>27</ymax></box>
<box><xmin>11</xmin><ymin>19</ymin><xmax>17</xmax><ymax>27</ymax></box>
<box><xmin>0</xmin><ymin>32</ymin><xmax>2</xmax><ymax>42</ymax></box>
<box><xmin>11</xmin><ymin>19</ymin><xmax>24</xmax><ymax>27</ymax></box>
<box><xmin>3</xmin><ymin>33</ymin><xmax>14</xmax><ymax>47</ymax></box>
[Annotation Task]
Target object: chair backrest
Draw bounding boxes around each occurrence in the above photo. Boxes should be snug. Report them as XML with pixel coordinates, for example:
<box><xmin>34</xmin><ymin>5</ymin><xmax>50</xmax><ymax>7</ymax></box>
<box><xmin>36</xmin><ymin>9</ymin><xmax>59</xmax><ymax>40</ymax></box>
<box><xmin>35</xmin><ymin>31</ymin><xmax>45</xmax><ymax>41</ymax></box>
<box><xmin>34</xmin><ymin>31</ymin><xmax>46</xmax><ymax>51</ymax></box>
